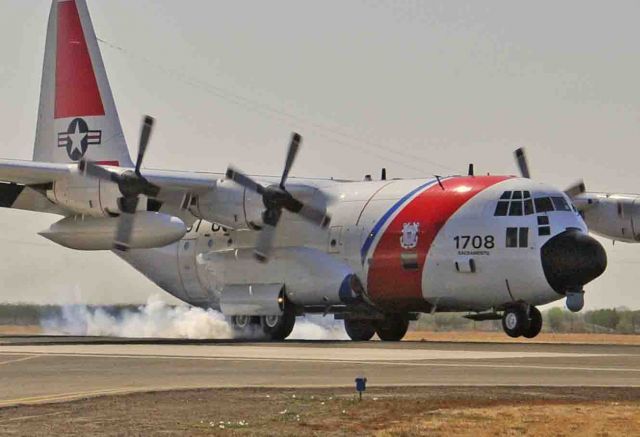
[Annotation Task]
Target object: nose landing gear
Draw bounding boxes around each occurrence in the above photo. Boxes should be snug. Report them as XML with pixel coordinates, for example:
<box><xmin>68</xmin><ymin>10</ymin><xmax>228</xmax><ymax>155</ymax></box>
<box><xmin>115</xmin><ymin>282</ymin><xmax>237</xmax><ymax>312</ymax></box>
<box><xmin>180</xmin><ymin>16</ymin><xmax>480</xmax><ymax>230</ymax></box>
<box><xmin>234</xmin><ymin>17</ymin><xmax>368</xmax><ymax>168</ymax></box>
<box><xmin>502</xmin><ymin>305</ymin><xmax>542</xmax><ymax>339</ymax></box>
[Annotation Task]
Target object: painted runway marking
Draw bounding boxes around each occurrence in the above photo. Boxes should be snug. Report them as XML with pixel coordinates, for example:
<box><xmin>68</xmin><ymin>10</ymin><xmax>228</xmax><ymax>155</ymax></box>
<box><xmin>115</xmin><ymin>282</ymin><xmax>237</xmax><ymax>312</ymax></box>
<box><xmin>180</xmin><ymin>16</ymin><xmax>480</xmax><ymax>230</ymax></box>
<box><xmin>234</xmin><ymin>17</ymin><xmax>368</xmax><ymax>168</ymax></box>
<box><xmin>0</xmin><ymin>355</ymin><xmax>39</xmax><ymax>366</ymax></box>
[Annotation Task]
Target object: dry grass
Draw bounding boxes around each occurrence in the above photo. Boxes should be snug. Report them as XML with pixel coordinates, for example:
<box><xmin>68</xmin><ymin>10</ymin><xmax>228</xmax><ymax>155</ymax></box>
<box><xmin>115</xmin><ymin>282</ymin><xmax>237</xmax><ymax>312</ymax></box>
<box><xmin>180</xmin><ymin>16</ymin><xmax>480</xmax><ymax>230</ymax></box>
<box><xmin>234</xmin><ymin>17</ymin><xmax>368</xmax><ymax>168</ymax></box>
<box><xmin>1</xmin><ymin>386</ymin><xmax>639</xmax><ymax>436</ymax></box>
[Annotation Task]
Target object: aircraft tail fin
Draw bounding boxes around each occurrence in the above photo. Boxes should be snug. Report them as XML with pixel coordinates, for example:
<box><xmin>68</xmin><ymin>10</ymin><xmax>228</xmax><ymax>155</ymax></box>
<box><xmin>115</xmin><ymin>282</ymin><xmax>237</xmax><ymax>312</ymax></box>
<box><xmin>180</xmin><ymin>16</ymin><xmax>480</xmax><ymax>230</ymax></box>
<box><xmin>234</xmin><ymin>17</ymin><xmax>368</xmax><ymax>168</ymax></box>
<box><xmin>33</xmin><ymin>0</ymin><xmax>133</xmax><ymax>167</ymax></box>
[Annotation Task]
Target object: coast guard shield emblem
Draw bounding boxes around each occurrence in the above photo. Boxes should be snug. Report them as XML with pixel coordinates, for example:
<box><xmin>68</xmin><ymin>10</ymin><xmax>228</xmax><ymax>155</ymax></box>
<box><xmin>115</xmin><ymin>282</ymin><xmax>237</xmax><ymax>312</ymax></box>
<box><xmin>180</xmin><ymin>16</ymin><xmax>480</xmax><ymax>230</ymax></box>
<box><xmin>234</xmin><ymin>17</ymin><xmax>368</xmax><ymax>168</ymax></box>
<box><xmin>400</xmin><ymin>222</ymin><xmax>419</xmax><ymax>249</ymax></box>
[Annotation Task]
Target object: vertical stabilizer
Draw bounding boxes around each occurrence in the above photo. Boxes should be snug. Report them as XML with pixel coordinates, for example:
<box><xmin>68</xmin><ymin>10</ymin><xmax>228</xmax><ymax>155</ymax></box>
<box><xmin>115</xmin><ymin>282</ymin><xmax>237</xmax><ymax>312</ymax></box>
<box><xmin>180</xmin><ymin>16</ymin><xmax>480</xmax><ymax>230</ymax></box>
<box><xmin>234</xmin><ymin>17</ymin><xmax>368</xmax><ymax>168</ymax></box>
<box><xmin>34</xmin><ymin>0</ymin><xmax>133</xmax><ymax>167</ymax></box>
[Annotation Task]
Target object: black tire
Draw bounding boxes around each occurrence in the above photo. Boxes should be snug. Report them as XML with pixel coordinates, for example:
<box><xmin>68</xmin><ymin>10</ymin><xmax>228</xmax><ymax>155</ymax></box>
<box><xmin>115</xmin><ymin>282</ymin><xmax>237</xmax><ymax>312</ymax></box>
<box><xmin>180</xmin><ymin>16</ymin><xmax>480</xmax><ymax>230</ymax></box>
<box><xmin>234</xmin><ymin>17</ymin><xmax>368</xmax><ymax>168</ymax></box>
<box><xmin>261</xmin><ymin>309</ymin><xmax>296</xmax><ymax>341</ymax></box>
<box><xmin>523</xmin><ymin>306</ymin><xmax>543</xmax><ymax>339</ymax></box>
<box><xmin>502</xmin><ymin>307</ymin><xmax>530</xmax><ymax>338</ymax></box>
<box><xmin>375</xmin><ymin>315</ymin><xmax>409</xmax><ymax>341</ymax></box>
<box><xmin>344</xmin><ymin>319</ymin><xmax>376</xmax><ymax>341</ymax></box>
<box><xmin>231</xmin><ymin>315</ymin><xmax>260</xmax><ymax>337</ymax></box>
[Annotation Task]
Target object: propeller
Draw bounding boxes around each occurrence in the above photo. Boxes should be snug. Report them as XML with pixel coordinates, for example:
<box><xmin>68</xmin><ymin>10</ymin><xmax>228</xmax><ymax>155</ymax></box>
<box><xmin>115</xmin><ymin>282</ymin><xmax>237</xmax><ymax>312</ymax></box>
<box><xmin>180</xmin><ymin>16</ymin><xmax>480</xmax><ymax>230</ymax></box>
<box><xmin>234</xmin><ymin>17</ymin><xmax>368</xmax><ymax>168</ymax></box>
<box><xmin>79</xmin><ymin>115</ymin><xmax>160</xmax><ymax>251</ymax></box>
<box><xmin>226</xmin><ymin>132</ymin><xmax>331</xmax><ymax>262</ymax></box>
<box><xmin>513</xmin><ymin>147</ymin><xmax>586</xmax><ymax>199</ymax></box>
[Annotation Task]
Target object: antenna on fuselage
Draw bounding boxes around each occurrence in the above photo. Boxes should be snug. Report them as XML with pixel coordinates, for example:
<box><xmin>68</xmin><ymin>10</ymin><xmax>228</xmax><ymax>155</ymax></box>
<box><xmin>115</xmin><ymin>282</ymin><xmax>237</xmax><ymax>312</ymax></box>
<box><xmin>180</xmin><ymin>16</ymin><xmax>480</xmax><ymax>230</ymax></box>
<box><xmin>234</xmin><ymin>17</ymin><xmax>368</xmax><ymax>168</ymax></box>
<box><xmin>435</xmin><ymin>175</ymin><xmax>445</xmax><ymax>190</ymax></box>
<box><xmin>468</xmin><ymin>164</ymin><xmax>474</xmax><ymax>176</ymax></box>
<box><xmin>381</xmin><ymin>168</ymin><xmax>387</xmax><ymax>181</ymax></box>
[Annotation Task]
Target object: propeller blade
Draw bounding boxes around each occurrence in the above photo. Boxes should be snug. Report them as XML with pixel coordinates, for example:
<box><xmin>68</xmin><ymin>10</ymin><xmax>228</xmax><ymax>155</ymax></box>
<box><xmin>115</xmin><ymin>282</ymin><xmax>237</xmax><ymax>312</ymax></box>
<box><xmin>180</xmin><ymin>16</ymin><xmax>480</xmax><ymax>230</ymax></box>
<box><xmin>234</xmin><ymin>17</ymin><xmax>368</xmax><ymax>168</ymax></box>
<box><xmin>514</xmin><ymin>147</ymin><xmax>531</xmax><ymax>179</ymax></box>
<box><xmin>135</xmin><ymin>115</ymin><xmax>154</xmax><ymax>175</ymax></box>
<box><xmin>79</xmin><ymin>160</ymin><xmax>120</xmax><ymax>183</ymax></box>
<box><xmin>565</xmin><ymin>180</ymin><xmax>586</xmax><ymax>199</ymax></box>
<box><xmin>280</xmin><ymin>132</ymin><xmax>301</xmax><ymax>188</ymax></box>
<box><xmin>254</xmin><ymin>223</ymin><xmax>277</xmax><ymax>262</ymax></box>
<box><xmin>113</xmin><ymin>196</ymin><xmax>139</xmax><ymax>251</ymax></box>
<box><xmin>226</xmin><ymin>167</ymin><xmax>265</xmax><ymax>194</ymax></box>
<box><xmin>141</xmin><ymin>181</ymin><xmax>161</xmax><ymax>198</ymax></box>
<box><xmin>254</xmin><ymin>208</ymin><xmax>282</xmax><ymax>262</ymax></box>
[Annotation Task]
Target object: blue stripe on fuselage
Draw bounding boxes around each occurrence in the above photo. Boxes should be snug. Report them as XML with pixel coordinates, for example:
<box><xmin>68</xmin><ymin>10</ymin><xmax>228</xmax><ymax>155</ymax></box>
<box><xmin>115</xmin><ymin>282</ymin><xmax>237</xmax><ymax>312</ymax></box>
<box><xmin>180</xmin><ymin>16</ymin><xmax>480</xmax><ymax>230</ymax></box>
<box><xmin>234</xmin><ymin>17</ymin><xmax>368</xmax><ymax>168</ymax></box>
<box><xmin>359</xmin><ymin>178</ymin><xmax>442</xmax><ymax>265</ymax></box>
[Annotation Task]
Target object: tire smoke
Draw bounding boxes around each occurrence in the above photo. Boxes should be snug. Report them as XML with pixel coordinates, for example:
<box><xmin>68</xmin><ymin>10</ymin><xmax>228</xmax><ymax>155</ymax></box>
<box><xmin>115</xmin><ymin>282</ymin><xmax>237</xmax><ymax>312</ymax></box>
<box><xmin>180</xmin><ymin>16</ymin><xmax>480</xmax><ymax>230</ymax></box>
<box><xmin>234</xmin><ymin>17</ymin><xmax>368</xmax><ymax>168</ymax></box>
<box><xmin>41</xmin><ymin>295</ymin><xmax>349</xmax><ymax>340</ymax></box>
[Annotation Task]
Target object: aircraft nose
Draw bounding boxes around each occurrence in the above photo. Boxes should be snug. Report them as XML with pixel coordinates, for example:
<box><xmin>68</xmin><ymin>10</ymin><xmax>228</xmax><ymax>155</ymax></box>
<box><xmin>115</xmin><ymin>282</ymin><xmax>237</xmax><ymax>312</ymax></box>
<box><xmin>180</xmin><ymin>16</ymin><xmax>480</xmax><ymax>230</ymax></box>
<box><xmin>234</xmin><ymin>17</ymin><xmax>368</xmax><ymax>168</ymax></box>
<box><xmin>541</xmin><ymin>229</ymin><xmax>607</xmax><ymax>295</ymax></box>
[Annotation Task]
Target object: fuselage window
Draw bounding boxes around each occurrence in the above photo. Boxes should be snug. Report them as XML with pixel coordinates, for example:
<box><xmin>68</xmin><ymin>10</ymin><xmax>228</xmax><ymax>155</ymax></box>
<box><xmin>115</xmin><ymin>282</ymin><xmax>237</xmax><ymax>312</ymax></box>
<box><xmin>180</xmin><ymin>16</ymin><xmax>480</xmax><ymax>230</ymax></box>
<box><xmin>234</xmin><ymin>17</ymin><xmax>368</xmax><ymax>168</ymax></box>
<box><xmin>534</xmin><ymin>197</ymin><xmax>554</xmax><ymax>213</ymax></box>
<box><xmin>506</xmin><ymin>227</ymin><xmax>529</xmax><ymax>248</ymax></box>
<box><xmin>551</xmin><ymin>196</ymin><xmax>571</xmax><ymax>212</ymax></box>
<box><xmin>518</xmin><ymin>227</ymin><xmax>529</xmax><ymax>247</ymax></box>
<box><xmin>506</xmin><ymin>227</ymin><xmax>518</xmax><ymax>247</ymax></box>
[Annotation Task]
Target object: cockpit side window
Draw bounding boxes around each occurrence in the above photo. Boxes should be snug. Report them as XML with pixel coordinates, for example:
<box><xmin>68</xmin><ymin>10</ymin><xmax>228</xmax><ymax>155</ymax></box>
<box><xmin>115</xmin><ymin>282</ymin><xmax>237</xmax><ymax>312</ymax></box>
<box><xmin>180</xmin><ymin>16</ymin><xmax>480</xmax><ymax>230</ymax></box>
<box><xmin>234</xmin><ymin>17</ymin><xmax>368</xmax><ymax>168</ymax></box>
<box><xmin>524</xmin><ymin>198</ymin><xmax>534</xmax><ymax>215</ymax></box>
<box><xmin>534</xmin><ymin>197</ymin><xmax>554</xmax><ymax>213</ymax></box>
<box><xmin>551</xmin><ymin>196</ymin><xmax>571</xmax><ymax>212</ymax></box>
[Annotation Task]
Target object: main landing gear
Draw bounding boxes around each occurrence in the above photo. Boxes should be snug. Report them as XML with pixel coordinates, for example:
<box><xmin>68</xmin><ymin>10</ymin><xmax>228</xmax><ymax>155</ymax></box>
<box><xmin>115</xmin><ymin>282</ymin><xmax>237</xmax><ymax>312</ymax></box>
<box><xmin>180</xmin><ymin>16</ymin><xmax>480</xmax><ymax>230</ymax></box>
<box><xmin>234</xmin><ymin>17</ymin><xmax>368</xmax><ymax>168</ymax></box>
<box><xmin>344</xmin><ymin>314</ymin><xmax>410</xmax><ymax>341</ymax></box>
<box><xmin>502</xmin><ymin>305</ymin><xmax>542</xmax><ymax>339</ymax></box>
<box><xmin>231</xmin><ymin>306</ymin><xmax>296</xmax><ymax>341</ymax></box>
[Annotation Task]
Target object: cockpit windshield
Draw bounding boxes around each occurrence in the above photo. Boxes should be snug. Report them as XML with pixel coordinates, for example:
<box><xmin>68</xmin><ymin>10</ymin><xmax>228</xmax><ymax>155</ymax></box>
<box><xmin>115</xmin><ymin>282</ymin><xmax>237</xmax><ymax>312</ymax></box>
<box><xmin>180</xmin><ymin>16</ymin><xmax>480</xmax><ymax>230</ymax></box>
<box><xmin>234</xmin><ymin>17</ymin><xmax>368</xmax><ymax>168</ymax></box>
<box><xmin>494</xmin><ymin>191</ymin><xmax>574</xmax><ymax>216</ymax></box>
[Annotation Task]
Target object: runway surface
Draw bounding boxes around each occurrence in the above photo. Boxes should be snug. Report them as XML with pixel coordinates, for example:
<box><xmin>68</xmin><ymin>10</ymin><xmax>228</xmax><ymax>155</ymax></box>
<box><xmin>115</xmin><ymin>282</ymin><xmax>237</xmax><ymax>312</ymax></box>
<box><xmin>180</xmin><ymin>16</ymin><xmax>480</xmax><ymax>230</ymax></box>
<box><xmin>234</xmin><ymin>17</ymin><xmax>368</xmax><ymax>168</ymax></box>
<box><xmin>0</xmin><ymin>336</ymin><xmax>639</xmax><ymax>407</ymax></box>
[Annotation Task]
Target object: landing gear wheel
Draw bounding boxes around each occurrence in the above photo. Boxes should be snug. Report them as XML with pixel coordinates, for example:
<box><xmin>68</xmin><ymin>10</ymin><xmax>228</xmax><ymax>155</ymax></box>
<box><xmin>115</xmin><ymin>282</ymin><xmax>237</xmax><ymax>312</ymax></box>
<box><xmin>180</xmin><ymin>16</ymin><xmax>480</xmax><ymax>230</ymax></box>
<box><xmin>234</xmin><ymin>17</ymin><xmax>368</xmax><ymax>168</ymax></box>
<box><xmin>231</xmin><ymin>315</ymin><xmax>260</xmax><ymax>337</ymax></box>
<box><xmin>261</xmin><ymin>308</ymin><xmax>296</xmax><ymax>341</ymax></box>
<box><xmin>375</xmin><ymin>315</ymin><xmax>409</xmax><ymax>341</ymax></box>
<box><xmin>344</xmin><ymin>319</ymin><xmax>376</xmax><ymax>341</ymax></box>
<box><xmin>523</xmin><ymin>306</ymin><xmax>543</xmax><ymax>339</ymax></box>
<box><xmin>502</xmin><ymin>307</ymin><xmax>530</xmax><ymax>338</ymax></box>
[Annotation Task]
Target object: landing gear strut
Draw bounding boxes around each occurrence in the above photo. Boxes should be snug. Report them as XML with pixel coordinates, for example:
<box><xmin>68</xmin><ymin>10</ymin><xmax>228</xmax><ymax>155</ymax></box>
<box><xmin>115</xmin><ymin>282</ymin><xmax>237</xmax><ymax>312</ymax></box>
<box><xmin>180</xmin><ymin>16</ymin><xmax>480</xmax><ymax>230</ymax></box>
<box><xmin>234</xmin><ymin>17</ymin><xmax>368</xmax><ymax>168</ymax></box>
<box><xmin>502</xmin><ymin>305</ymin><xmax>542</xmax><ymax>338</ymax></box>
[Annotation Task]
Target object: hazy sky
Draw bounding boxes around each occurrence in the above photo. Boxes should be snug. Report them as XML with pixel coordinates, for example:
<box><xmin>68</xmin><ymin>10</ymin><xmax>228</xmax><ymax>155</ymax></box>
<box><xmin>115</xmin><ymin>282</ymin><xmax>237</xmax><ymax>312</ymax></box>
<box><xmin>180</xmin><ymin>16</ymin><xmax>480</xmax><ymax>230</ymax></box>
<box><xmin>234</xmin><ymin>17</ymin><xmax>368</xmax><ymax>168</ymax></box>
<box><xmin>0</xmin><ymin>1</ymin><xmax>639</xmax><ymax>308</ymax></box>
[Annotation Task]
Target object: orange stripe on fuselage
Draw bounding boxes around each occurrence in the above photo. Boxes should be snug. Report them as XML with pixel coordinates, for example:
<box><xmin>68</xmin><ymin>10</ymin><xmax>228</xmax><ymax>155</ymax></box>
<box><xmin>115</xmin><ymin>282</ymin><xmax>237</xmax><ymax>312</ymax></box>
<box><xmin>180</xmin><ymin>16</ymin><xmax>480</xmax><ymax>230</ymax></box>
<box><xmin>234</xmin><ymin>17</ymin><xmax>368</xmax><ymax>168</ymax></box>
<box><xmin>366</xmin><ymin>175</ymin><xmax>511</xmax><ymax>310</ymax></box>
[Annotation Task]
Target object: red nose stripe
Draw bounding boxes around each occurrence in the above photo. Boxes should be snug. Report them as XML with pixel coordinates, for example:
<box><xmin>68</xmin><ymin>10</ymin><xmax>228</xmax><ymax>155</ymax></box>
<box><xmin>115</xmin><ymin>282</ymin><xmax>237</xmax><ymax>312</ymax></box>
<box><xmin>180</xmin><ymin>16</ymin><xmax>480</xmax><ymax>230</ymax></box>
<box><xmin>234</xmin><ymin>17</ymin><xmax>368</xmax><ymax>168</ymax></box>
<box><xmin>367</xmin><ymin>176</ymin><xmax>510</xmax><ymax>308</ymax></box>
<box><xmin>55</xmin><ymin>0</ymin><xmax>105</xmax><ymax>119</ymax></box>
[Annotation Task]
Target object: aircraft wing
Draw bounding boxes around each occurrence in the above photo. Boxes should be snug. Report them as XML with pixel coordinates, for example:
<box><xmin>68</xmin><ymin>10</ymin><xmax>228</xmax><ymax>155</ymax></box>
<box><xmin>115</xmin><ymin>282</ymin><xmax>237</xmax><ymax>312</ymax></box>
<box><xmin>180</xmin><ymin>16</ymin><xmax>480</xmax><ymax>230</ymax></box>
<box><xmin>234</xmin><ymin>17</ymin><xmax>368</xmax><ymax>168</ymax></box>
<box><xmin>0</xmin><ymin>159</ymin><xmax>222</xmax><ymax>191</ymax></box>
<box><xmin>0</xmin><ymin>159</ymin><xmax>71</xmax><ymax>185</ymax></box>
<box><xmin>0</xmin><ymin>160</ymin><xmax>222</xmax><ymax>216</ymax></box>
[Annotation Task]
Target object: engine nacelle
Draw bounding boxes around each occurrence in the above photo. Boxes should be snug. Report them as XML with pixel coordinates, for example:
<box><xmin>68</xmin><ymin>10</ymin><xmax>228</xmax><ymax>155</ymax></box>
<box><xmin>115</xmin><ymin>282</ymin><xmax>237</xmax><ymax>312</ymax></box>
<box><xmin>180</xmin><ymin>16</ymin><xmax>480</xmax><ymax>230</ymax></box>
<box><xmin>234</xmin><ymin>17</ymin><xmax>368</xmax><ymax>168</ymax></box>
<box><xmin>194</xmin><ymin>179</ymin><xmax>326</xmax><ymax>231</ymax></box>
<box><xmin>39</xmin><ymin>212</ymin><xmax>187</xmax><ymax>250</ymax></box>
<box><xmin>194</xmin><ymin>179</ymin><xmax>262</xmax><ymax>230</ymax></box>
<box><xmin>576</xmin><ymin>193</ymin><xmax>640</xmax><ymax>243</ymax></box>
<box><xmin>47</xmin><ymin>170</ymin><xmax>122</xmax><ymax>216</ymax></box>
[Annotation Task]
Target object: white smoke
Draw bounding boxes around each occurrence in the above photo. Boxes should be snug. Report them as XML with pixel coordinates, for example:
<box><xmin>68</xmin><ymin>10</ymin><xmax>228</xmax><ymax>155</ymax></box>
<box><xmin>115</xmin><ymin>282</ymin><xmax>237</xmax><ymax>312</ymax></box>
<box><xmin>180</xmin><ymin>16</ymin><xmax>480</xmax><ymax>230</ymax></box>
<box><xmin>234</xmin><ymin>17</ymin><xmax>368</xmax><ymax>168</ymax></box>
<box><xmin>42</xmin><ymin>295</ymin><xmax>233</xmax><ymax>339</ymax></box>
<box><xmin>289</xmin><ymin>314</ymin><xmax>348</xmax><ymax>340</ymax></box>
<box><xmin>41</xmin><ymin>294</ymin><xmax>348</xmax><ymax>340</ymax></box>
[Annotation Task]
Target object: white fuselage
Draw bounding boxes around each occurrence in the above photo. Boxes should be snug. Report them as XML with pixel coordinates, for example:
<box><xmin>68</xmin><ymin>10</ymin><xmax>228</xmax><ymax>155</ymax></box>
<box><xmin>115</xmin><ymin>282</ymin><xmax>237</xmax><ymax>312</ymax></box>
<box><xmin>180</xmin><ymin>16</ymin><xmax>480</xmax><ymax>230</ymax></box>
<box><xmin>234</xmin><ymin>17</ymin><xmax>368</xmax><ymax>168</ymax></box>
<box><xmin>115</xmin><ymin>174</ymin><xmax>588</xmax><ymax>316</ymax></box>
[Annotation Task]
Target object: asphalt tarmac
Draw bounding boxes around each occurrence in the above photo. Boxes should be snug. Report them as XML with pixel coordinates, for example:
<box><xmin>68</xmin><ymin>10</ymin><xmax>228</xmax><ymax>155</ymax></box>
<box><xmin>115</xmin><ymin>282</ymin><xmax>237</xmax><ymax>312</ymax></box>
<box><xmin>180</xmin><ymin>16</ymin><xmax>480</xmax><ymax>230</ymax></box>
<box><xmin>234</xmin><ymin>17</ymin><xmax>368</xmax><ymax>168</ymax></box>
<box><xmin>0</xmin><ymin>336</ymin><xmax>638</xmax><ymax>407</ymax></box>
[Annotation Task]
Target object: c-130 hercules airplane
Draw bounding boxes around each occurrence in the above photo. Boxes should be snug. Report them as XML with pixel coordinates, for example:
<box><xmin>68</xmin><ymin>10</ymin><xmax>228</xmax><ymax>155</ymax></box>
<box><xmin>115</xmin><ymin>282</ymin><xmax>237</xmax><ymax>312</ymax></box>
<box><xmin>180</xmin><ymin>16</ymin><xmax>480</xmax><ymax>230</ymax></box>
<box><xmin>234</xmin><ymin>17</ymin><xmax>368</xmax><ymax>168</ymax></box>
<box><xmin>3</xmin><ymin>0</ymin><xmax>633</xmax><ymax>341</ymax></box>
